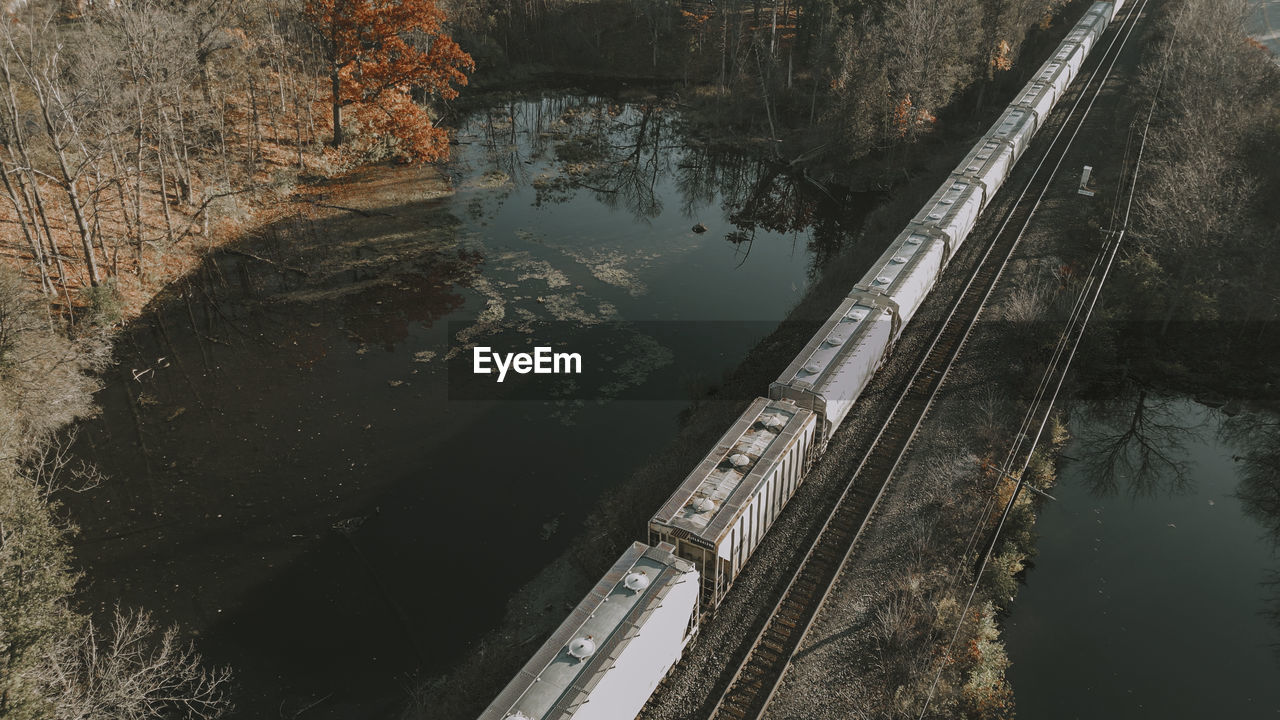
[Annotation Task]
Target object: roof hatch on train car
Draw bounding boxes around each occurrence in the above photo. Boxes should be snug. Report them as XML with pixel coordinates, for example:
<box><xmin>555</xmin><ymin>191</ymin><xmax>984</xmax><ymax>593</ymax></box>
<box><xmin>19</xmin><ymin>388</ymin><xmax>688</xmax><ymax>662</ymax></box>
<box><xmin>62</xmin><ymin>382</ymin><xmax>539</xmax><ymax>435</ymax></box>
<box><xmin>567</xmin><ymin>636</ymin><xmax>597</xmax><ymax>659</ymax></box>
<box><xmin>478</xmin><ymin>543</ymin><xmax>700</xmax><ymax>720</ymax></box>
<box><xmin>623</xmin><ymin>570</ymin><xmax>650</xmax><ymax>592</ymax></box>
<box><xmin>771</xmin><ymin>296</ymin><xmax>897</xmax><ymax>434</ymax></box>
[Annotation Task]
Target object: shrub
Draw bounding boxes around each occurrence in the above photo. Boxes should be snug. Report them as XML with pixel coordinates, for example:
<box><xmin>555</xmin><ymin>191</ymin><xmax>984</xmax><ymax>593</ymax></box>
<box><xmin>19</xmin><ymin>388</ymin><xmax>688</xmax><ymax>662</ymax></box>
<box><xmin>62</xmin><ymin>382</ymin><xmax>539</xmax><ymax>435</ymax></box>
<box><xmin>80</xmin><ymin>280</ymin><xmax>123</xmax><ymax>328</ymax></box>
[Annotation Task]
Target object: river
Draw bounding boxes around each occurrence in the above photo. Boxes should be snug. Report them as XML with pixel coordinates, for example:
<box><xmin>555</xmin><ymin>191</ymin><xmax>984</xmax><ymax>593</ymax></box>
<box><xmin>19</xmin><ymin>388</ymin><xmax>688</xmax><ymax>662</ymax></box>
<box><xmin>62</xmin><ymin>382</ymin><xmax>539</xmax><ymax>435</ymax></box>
<box><xmin>64</xmin><ymin>93</ymin><xmax>875</xmax><ymax>717</ymax></box>
<box><xmin>1004</xmin><ymin>394</ymin><xmax>1280</xmax><ymax>717</ymax></box>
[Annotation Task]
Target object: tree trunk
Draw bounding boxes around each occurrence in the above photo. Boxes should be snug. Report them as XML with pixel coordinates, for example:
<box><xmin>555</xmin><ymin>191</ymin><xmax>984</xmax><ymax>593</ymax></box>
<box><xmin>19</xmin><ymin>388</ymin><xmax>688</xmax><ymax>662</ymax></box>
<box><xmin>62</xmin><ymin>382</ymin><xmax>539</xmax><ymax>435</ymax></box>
<box><xmin>330</xmin><ymin>65</ymin><xmax>343</xmax><ymax>147</ymax></box>
<box><xmin>133</xmin><ymin>87</ymin><xmax>147</xmax><ymax>274</ymax></box>
<box><xmin>0</xmin><ymin>160</ymin><xmax>52</xmax><ymax>294</ymax></box>
<box><xmin>292</xmin><ymin>74</ymin><xmax>305</xmax><ymax>169</ymax></box>
<box><xmin>106</xmin><ymin>137</ymin><xmax>139</xmax><ymax>271</ymax></box>
<box><xmin>770</xmin><ymin>4</ymin><xmax>777</xmax><ymax>55</ymax></box>
<box><xmin>719</xmin><ymin>11</ymin><xmax>728</xmax><ymax>89</ymax></box>
<box><xmin>44</xmin><ymin>132</ymin><xmax>101</xmax><ymax>286</ymax></box>
<box><xmin>247</xmin><ymin>74</ymin><xmax>262</xmax><ymax>166</ymax></box>
<box><xmin>174</xmin><ymin>99</ymin><xmax>193</xmax><ymax>205</ymax></box>
<box><xmin>156</xmin><ymin>142</ymin><xmax>176</xmax><ymax>245</ymax></box>
<box><xmin>24</xmin><ymin>171</ymin><xmax>73</xmax><ymax>313</ymax></box>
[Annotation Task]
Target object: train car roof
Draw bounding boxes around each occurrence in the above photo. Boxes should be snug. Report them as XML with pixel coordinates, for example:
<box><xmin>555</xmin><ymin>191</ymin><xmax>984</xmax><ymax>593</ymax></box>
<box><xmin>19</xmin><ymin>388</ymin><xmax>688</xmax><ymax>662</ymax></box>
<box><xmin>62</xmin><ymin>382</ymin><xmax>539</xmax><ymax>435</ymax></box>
<box><xmin>650</xmin><ymin>397</ymin><xmax>814</xmax><ymax>548</ymax></box>
<box><xmin>909</xmin><ymin>176</ymin><xmax>983</xmax><ymax>235</ymax></box>
<box><xmin>856</xmin><ymin>226</ymin><xmax>946</xmax><ymax>300</ymax></box>
<box><xmin>477</xmin><ymin>542</ymin><xmax>696</xmax><ymax>720</ymax></box>
<box><xmin>772</xmin><ymin>294</ymin><xmax>896</xmax><ymax>403</ymax></box>
<box><xmin>1073</xmin><ymin>3</ymin><xmax>1111</xmax><ymax>39</ymax></box>
<box><xmin>987</xmin><ymin>105</ymin><xmax>1037</xmax><ymax>147</ymax></box>
<box><xmin>953</xmin><ymin>136</ymin><xmax>1013</xmax><ymax>184</ymax></box>
<box><xmin>1015</xmin><ymin>78</ymin><xmax>1058</xmax><ymax>112</ymax></box>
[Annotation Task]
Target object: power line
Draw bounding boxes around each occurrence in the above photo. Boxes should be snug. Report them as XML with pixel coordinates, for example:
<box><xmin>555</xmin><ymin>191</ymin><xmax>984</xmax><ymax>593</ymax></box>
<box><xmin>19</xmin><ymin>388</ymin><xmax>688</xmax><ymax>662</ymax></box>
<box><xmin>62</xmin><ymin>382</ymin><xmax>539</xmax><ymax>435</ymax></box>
<box><xmin>915</xmin><ymin>0</ymin><xmax>1171</xmax><ymax>715</ymax></box>
<box><xmin>944</xmin><ymin>0</ymin><xmax>1147</xmax><ymax>604</ymax></box>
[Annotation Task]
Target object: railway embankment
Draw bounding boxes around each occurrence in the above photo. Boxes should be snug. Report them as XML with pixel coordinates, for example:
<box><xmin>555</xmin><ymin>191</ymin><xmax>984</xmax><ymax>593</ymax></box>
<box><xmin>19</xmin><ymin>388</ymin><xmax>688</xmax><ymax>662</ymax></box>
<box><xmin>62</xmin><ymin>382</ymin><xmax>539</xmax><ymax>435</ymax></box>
<box><xmin>764</xmin><ymin>0</ymin><xmax>1280</xmax><ymax>717</ymax></box>
<box><xmin>404</xmin><ymin>5</ymin><xmax>1147</xmax><ymax>720</ymax></box>
<box><xmin>642</xmin><ymin>2</ymin><xmax>1152</xmax><ymax>717</ymax></box>
<box><xmin>403</xmin><ymin>120</ymin><xmax>971</xmax><ymax>720</ymax></box>
<box><xmin>759</xmin><ymin>8</ymin><xmax>1159</xmax><ymax>718</ymax></box>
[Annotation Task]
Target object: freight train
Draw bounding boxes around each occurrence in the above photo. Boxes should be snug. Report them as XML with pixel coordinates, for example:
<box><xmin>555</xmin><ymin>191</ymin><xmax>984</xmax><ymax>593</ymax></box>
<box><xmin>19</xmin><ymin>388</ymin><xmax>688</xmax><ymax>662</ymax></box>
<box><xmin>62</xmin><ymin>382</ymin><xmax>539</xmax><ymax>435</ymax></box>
<box><xmin>479</xmin><ymin>2</ymin><xmax>1126</xmax><ymax>718</ymax></box>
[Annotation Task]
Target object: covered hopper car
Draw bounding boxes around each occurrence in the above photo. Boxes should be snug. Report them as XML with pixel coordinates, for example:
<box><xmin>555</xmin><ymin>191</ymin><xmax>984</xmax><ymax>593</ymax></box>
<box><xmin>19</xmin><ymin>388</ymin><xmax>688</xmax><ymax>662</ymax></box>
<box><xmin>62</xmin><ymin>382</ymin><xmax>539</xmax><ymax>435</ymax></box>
<box><xmin>480</xmin><ymin>1</ymin><xmax>1128</xmax><ymax>717</ymax></box>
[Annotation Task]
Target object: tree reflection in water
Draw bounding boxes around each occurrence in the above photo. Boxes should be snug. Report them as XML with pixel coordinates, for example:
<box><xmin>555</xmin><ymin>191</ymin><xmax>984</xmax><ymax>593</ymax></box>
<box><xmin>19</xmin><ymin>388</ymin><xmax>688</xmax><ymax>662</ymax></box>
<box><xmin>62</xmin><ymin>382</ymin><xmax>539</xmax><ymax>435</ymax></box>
<box><xmin>1078</xmin><ymin>386</ymin><xmax>1280</xmax><ymax>656</ymax></box>
<box><xmin>1223</xmin><ymin>415</ymin><xmax>1280</xmax><ymax>541</ymax></box>
<box><xmin>1077</xmin><ymin>386</ymin><xmax>1197</xmax><ymax>498</ymax></box>
<box><xmin>463</xmin><ymin>95</ymin><xmax>856</xmax><ymax>275</ymax></box>
<box><xmin>1221</xmin><ymin>412</ymin><xmax>1280</xmax><ymax>655</ymax></box>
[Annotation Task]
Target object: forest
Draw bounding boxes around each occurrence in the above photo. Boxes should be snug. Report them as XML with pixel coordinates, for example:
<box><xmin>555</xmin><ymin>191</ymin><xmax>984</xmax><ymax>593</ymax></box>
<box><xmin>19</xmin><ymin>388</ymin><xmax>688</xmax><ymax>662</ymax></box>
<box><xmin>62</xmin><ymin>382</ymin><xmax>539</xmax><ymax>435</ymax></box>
<box><xmin>0</xmin><ymin>0</ymin><xmax>1275</xmax><ymax>717</ymax></box>
<box><xmin>0</xmin><ymin>0</ymin><xmax>1084</xmax><ymax>314</ymax></box>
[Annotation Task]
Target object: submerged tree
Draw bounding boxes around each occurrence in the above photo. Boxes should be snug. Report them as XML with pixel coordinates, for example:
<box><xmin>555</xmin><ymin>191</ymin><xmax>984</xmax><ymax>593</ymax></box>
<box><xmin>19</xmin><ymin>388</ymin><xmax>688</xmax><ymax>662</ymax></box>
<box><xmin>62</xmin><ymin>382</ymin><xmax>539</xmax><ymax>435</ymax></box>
<box><xmin>305</xmin><ymin>0</ymin><xmax>474</xmax><ymax>161</ymax></box>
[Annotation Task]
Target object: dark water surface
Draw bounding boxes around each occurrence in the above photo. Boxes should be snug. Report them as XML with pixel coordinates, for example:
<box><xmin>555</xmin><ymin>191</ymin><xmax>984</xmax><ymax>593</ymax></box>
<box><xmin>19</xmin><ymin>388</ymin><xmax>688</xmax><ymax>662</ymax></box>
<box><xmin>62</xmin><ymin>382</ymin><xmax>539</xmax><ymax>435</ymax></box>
<box><xmin>67</xmin><ymin>95</ymin><xmax>874</xmax><ymax>717</ymax></box>
<box><xmin>1005</xmin><ymin>396</ymin><xmax>1280</xmax><ymax>718</ymax></box>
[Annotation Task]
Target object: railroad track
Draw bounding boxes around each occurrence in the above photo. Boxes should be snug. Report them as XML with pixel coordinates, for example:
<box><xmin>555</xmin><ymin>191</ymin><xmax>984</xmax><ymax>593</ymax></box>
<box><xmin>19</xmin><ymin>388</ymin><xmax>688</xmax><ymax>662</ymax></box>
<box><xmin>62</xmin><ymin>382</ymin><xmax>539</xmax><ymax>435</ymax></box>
<box><xmin>706</xmin><ymin>3</ymin><xmax>1151</xmax><ymax>718</ymax></box>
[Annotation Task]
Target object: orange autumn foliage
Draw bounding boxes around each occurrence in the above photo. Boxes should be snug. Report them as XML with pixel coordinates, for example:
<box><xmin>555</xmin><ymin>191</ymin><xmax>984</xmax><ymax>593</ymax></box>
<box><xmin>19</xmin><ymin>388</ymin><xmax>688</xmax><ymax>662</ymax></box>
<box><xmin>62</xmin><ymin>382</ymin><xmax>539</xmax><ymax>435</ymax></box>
<box><xmin>680</xmin><ymin>9</ymin><xmax>712</xmax><ymax>28</ymax></box>
<box><xmin>305</xmin><ymin>0</ymin><xmax>474</xmax><ymax>162</ymax></box>
<box><xmin>892</xmin><ymin>93</ymin><xmax>915</xmax><ymax>138</ymax></box>
<box><xmin>890</xmin><ymin>93</ymin><xmax>936</xmax><ymax>139</ymax></box>
<box><xmin>991</xmin><ymin>39</ymin><xmax>1013</xmax><ymax>72</ymax></box>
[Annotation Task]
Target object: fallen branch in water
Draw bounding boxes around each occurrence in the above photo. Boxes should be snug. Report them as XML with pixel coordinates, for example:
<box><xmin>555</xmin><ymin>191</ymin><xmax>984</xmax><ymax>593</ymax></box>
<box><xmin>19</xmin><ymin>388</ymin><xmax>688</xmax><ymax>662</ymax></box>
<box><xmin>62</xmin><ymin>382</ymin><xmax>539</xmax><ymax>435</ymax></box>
<box><xmin>223</xmin><ymin>248</ymin><xmax>311</xmax><ymax>276</ymax></box>
<box><xmin>311</xmin><ymin>201</ymin><xmax>399</xmax><ymax>218</ymax></box>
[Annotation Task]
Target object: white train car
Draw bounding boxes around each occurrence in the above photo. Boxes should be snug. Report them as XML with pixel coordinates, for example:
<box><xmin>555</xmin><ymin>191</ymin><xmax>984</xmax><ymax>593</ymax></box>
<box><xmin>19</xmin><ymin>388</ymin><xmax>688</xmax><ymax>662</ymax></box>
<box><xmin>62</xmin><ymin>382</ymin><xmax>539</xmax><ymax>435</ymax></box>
<box><xmin>953</xmin><ymin>137</ymin><xmax>1016</xmax><ymax>208</ymax></box>
<box><xmin>1042</xmin><ymin>52</ymin><xmax>1078</xmax><ymax>98</ymax></box>
<box><xmin>1036</xmin><ymin>34</ymin><xmax>1083</xmax><ymax>102</ymax></box>
<box><xmin>852</xmin><ymin>229</ymin><xmax>950</xmax><ymax>327</ymax></box>
<box><xmin>908</xmin><ymin>176</ymin><xmax>985</xmax><ymax>254</ymax></box>
<box><xmin>1071</xmin><ymin>3</ymin><xmax>1111</xmax><ymax>56</ymax></box>
<box><xmin>770</xmin><ymin>295</ymin><xmax>898</xmax><ymax>438</ymax></box>
<box><xmin>987</xmin><ymin>105</ymin><xmax>1039</xmax><ymax>162</ymax></box>
<box><xmin>1014</xmin><ymin>77</ymin><xmax>1062</xmax><ymax>131</ymax></box>
<box><xmin>477</xmin><ymin>542</ymin><xmax>700</xmax><ymax>720</ymax></box>
<box><xmin>649</xmin><ymin>398</ymin><xmax>817</xmax><ymax>608</ymax></box>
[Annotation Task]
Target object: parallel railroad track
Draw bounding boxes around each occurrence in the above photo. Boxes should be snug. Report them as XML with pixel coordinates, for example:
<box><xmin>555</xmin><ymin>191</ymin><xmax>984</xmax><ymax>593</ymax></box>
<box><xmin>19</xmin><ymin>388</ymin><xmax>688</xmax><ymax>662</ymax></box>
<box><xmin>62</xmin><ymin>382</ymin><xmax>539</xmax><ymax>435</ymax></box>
<box><xmin>706</xmin><ymin>2</ymin><xmax>1151</xmax><ymax>717</ymax></box>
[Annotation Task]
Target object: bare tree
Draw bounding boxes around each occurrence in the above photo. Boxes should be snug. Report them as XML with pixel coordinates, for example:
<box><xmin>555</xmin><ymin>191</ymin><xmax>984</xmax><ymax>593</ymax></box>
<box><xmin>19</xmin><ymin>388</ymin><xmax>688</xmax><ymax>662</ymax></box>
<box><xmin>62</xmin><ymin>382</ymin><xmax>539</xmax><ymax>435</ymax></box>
<box><xmin>0</xmin><ymin>12</ymin><xmax>104</xmax><ymax>286</ymax></box>
<box><xmin>24</xmin><ymin>426</ymin><xmax>104</xmax><ymax>502</ymax></box>
<box><xmin>32</xmin><ymin>608</ymin><xmax>232</xmax><ymax>720</ymax></box>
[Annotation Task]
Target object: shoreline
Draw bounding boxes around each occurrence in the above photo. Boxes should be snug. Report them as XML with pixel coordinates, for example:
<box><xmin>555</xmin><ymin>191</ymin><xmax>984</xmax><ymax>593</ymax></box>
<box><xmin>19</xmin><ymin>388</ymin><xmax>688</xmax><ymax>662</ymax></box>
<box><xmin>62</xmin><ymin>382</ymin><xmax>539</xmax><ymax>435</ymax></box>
<box><xmin>4</xmin><ymin>1</ymin><xmax>1273</xmax><ymax>717</ymax></box>
<box><xmin>56</xmin><ymin>8</ymin><xmax>1277</xmax><ymax>717</ymax></box>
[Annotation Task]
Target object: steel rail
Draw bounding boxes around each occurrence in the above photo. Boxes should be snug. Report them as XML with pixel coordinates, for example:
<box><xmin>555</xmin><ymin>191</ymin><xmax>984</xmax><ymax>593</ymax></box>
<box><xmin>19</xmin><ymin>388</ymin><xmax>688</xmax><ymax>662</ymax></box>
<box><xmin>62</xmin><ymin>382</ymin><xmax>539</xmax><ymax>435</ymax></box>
<box><xmin>705</xmin><ymin>4</ymin><xmax>1149</xmax><ymax>718</ymax></box>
